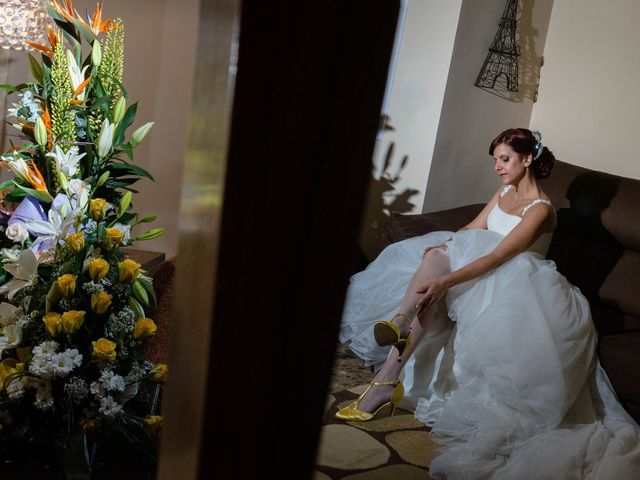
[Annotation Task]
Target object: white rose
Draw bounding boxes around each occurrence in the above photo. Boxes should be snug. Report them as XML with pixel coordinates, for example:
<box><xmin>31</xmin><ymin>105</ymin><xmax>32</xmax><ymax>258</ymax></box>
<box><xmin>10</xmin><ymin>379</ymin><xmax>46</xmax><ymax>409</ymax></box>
<box><xmin>68</xmin><ymin>179</ymin><xmax>89</xmax><ymax>197</ymax></box>
<box><xmin>6</xmin><ymin>223</ymin><xmax>29</xmax><ymax>243</ymax></box>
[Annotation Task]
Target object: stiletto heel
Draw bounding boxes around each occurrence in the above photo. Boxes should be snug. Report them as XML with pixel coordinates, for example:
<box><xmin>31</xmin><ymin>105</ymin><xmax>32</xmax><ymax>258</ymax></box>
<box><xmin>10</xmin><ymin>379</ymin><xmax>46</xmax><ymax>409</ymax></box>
<box><xmin>374</xmin><ymin>313</ymin><xmax>412</xmax><ymax>362</ymax></box>
<box><xmin>335</xmin><ymin>380</ymin><xmax>404</xmax><ymax>422</ymax></box>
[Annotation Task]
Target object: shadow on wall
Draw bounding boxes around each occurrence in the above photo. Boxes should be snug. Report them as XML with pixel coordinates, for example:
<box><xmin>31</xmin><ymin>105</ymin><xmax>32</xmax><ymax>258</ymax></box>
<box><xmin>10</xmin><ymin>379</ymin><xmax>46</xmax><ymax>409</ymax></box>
<box><xmin>358</xmin><ymin>117</ymin><xmax>420</xmax><ymax>265</ymax></box>
<box><xmin>547</xmin><ymin>173</ymin><xmax>623</xmax><ymax>306</ymax></box>
<box><xmin>475</xmin><ymin>0</ymin><xmax>542</xmax><ymax>103</ymax></box>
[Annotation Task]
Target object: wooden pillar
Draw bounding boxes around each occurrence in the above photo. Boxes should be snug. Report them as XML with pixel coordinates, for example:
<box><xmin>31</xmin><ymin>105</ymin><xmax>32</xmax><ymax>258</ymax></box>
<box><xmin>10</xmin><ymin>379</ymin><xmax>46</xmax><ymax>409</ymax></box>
<box><xmin>159</xmin><ymin>1</ymin><xmax>400</xmax><ymax>478</ymax></box>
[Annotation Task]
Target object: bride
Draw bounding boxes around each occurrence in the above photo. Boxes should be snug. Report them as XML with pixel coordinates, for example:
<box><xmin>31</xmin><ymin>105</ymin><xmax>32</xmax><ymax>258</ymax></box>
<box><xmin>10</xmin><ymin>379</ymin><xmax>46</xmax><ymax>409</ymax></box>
<box><xmin>337</xmin><ymin>128</ymin><xmax>640</xmax><ymax>479</ymax></box>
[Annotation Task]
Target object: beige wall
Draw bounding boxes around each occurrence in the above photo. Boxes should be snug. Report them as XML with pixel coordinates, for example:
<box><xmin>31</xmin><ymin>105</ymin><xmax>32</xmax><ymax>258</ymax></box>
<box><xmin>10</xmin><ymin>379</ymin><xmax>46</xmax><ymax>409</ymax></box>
<box><xmin>4</xmin><ymin>0</ymin><xmax>199</xmax><ymax>258</ymax></box>
<box><xmin>531</xmin><ymin>0</ymin><xmax>640</xmax><ymax>180</ymax></box>
<box><xmin>360</xmin><ymin>0</ymin><xmax>462</xmax><ymax>259</ymax></box>
<box><xmin>423</xmin><ymin>0</ymin><xmax>554</xmax><ymax>213</ymax></box>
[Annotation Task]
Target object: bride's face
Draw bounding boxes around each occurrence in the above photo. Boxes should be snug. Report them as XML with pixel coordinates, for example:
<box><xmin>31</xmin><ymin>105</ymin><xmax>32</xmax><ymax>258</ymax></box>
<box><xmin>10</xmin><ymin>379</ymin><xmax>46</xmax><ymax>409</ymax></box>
<box><xmin>492</xmin><ymin>143</ymin><xmax>531</xmax><ymax>184</ymax></box>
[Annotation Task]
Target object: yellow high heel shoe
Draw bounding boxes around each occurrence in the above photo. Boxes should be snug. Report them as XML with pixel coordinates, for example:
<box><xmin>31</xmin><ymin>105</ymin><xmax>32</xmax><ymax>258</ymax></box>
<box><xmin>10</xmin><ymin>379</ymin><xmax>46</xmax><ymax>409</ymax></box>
<box><xmin>374</xmin><ymin>313</ymin><xmax>412</xmax><ymax>363</ymax></box>
<box><xmin>334</xmin><ymin>380</ymin><xmax>404</xmax><ymax>422</ymax></box>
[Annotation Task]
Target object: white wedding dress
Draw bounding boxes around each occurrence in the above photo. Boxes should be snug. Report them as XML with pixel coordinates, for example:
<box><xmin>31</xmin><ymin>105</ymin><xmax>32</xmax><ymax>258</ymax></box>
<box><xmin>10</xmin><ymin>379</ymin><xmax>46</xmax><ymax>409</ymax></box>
<box><xmin>340</xmin><ymin>186</ymin><xmax>640</xmax><ymax>479</ymax></box>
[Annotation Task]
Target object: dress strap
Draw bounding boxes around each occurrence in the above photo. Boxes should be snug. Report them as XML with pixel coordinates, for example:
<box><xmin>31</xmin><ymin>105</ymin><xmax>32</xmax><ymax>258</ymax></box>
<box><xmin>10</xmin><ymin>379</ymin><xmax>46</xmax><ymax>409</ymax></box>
<box><xmin>521</xmin><ymin>199</ymin><xmax>553</xmax><ymax>216</ymax></box>
<box><xmin>500</xmin><ymin>185</ymin><xmax>513</xmax><ymax>198</ymax></box>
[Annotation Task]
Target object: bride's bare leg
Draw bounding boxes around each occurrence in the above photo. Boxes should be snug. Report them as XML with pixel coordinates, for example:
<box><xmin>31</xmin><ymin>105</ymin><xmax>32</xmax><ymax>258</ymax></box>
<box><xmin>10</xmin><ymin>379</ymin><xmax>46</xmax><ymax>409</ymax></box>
<box><xmin>357</xmin><ymin>248</ymin><xmax>451</xmax><ymax>412</ymax></box>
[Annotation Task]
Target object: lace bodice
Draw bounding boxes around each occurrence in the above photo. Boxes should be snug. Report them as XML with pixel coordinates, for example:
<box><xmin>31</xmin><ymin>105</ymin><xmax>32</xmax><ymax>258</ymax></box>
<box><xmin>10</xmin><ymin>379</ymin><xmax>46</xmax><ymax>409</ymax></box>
<box><xmin>486</xmin><ymin>185</ymin><xmax>554</xmax><ymax>256</ymax></box>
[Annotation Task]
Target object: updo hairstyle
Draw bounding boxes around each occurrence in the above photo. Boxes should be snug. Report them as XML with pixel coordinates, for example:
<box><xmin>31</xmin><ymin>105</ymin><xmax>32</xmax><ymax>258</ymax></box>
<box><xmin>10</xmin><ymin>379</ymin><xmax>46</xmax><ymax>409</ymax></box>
<box><xmin>489</xmin><ymin>128</ymin><xmax>555</xmax><ymax>179</ymax></box>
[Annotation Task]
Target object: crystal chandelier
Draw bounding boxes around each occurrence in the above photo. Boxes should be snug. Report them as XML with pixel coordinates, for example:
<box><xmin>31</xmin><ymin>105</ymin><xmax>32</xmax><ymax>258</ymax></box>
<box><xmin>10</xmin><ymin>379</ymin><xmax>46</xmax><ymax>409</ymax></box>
<box><xmin>0</xmin><ymin>0</ymin><xmax>49</xmax><ymax>51</ymax></box>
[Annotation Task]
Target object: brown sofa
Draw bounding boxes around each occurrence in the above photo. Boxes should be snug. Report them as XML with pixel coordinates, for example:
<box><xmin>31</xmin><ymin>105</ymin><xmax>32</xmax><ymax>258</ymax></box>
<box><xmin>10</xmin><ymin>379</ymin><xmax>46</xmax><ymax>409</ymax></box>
<box><xmin>379</xmin><ymin>160</ymin><xmax>640</xmax><ymax>423</ymax></box>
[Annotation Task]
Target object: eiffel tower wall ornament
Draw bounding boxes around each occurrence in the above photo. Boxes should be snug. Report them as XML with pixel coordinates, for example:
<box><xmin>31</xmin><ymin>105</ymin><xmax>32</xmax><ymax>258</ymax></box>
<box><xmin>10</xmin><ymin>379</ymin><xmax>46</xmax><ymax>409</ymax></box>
<box><xmin>475</xmin><ymin>0</ymin><xmax>520</xmax><ymax>92</ymax></box>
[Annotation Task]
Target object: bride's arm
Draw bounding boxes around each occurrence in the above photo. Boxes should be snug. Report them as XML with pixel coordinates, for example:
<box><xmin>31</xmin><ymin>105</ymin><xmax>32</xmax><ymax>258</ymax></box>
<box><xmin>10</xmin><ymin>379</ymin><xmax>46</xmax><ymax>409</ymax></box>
<box><xmin>457</xmin><ymin>187</ymin><xmax>503</xmax><ymax>231</ymax></box>
<box><xmin>422</xmin><ymin>187</ymin><xmax>503</xmax><ymax>257</ymax></box>
<box><xmin>416</xmin><ymin>203</ymin><xmax>551</xmax><ymax>310</ymax></box>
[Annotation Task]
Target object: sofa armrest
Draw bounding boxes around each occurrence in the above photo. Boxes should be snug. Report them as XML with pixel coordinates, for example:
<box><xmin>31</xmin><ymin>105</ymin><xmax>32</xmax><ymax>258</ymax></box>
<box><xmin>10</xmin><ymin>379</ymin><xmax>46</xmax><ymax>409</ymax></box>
<box><xmin>381</xmin><ymin>204</ymin><xmax>485</xmax><ymax>250</ymax></box>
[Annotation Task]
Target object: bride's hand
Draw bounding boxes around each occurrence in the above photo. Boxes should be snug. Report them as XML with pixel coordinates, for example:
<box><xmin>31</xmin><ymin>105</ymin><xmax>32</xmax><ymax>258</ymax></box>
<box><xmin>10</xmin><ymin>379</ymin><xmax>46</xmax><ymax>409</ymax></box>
<box><xmin>422</xmin><ymin>244</ymin><xmax>446</xmax><ymax>258</ymax></box>
<box><xmin>415</xmin><ymin>275</ymin><xmax>452</xmax><ymax>311</ymax></box>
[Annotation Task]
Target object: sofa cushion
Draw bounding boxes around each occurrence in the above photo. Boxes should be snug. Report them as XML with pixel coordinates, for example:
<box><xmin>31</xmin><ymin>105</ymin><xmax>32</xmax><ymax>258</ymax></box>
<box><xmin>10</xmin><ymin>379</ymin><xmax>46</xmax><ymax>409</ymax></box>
<box><xmin>382</xmin><ymin>204</ymin><xmax>484</xmax><ymax>249</ymax></box>
<box><xmin>598</xmin><ymin>251</ymin><xmax>640</xmax><ymax>319</ymax></box>
<box><xmin>598</xmin><ymin>332</ymin><xmax>640</xmax><ymax>404</ymax></box>
<box><xmin>539</xmin><ymin>160</ymin><xmax>640</xmax><ymax>251</ymax></box>
<box><xmin>590</xmin><ymin>301</ymin><xmax>640</xmax><ymax>337</ymax></box>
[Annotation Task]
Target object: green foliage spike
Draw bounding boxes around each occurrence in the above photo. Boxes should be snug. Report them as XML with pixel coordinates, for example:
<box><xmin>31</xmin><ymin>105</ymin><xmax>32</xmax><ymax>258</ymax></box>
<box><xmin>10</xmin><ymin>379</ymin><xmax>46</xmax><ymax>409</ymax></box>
<box><xmin>50</xmin><ymin>42</ymin><xmax>76</xmax><ymax>152</ymax></box>
<box><xmin>99</xmin><ymin>19</ymin><xmax>124</xmax><ymax>108</ymax></box>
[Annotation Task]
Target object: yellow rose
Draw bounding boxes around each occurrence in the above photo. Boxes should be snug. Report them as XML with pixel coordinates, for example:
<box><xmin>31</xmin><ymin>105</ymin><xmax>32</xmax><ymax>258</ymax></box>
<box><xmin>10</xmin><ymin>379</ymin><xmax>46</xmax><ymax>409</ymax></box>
<box><xmin>91</xmin><ymin>292</ymin><xmax>112</xmax><ymax>315</ymax></box>
<box><xmin>62</xmin><ymin>310</ymin><xmax>85</xmax><ymax>334</ymax></box>
<box><xmin>57</xmin><ymin>274</ymin><xmax>77</xmax><ymax>297</ymax></box>
<box><xmin>88</xmin><ymin>258</ymin><xmax>110</xmax><ymax>280</ymax></box>
<box><xmin>89</xmin><ymin>198</ymin><xmax>107</xmax><ymax>221</ymax></box>
<box><xmin>143</xmin><ymin>415</ymin><xmax>163</xmax><ymax>436</ymax></box>
<box><xmin>65</xmin><ymin>232</ymin><xmax>85</xmax><ymax>253</ymax></box>
<box><xmin>103</xmin><ymin>227</ymin><xmax>124</xmax><ymax>250</ymax></box>
<box><xmin>133</xmin><ymin>318</ymin><xmax>157</xmax><ymax>339</ymax></box>
<box><xmin>42</xmin><ymin>312</ymin><xmax>63</xmax><ymax>336</ymax></box>
<box><xmin>118</xmin><ymin>259</ymin><xmax>140</xmax><ymax>284</ymax></box>
<box><xmin>149</xmin><ymin>363</ymin><xmax>168</xmax><ymax>383</ymax></box>
<box><xmin>0</xmin><ymin>359</ymin><xmax>24</xmax><ymax>391</ymax></box>
<box><xmin>92</xmin><ymin>338</ymin><xmax>116</xmax><ymax>362</ymax></box>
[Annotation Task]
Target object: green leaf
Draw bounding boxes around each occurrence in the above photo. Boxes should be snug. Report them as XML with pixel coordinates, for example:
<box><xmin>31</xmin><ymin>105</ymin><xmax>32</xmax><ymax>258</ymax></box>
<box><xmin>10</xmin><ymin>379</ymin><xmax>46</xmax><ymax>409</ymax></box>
<box><xmin>74</xmin><ymin>42</ymin><xmax>83</xmax><ymax>68</ymax></box>
<box><xmin>63</xmin><ymin>429</ymin><xmax>92</xmax><ymax>480</ymax></box>
<box><xmin>0</xmin><ymin>179</ymin><xmax>15</xmax><ymax>190</ymax></box>
<box><xmin>110</xmin><ymin>76</ymin><xmax>129</xmax><ymax>100</ymax></box>
<box><xmin>116</xmin><ymin>417</ymin><xmax>157</xmax><ymax>461</ymax></box>
<box><xmin>4</xmin><ymin>190</ymin><xmax>26</xmax><ymax>202</ymax></box>
<box><xmin>0</xmin><ymin>83</ymin><xmax>26</xmax><ymax>93</ymax></box>
<box><xmin>105</xmin><ymin>178</ymin><xmax>140</xmax><ymax>189</ymax></box>
<box><xmin>122</xmin><ymin>143</ymin><xmax>134</xmax><ymax>160</ymax></box>
<box><xmin>88</xmin><ymin>95</ymin><xmax>111</xmax><ymax>111</ymax></box>
<box><xmin>46</xmin><ymin>282</ymin><xmax>61</xmax><ymax>314</ymax></box>
<box><xmin>13</xmin><ymin>183</ymin><xmax>53</xmax><ymax>203</ymax></box>
<box><xmin>53</xmin><ymin>17</ymin><xmax>80</xmax><ymax>45</ymax></box>
<box><xmin>27</xmin><ymin>54</ymin><xmax>44</xmax><ymax>84</ymax></box>
<box><xmin>113</xmin><ymin>102</ymin><xmax>138</xmax><ymax>146</ymax></box>
<box><xmin>70</xmin><ymin>16</ymin><xmax>96</xmax><ymax>43</ymax></box>
<box><xmin>109</xmin><ymin>162</ymin><xmax>154</xmax><ymax>181</ymax></box>
<box><xmin>46</xmin><ymin>3</ymin><xmax>66</xmax><ymax>22</ymax></box>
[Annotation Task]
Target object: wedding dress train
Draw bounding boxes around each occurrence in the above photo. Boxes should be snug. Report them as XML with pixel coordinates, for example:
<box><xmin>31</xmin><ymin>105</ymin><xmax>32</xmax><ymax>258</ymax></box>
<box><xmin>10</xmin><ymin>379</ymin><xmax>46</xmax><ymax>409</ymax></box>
<box><xmin>340</xmin><ymin>188</ymin><xmax>640</xmax><ymax>479</ymax></box>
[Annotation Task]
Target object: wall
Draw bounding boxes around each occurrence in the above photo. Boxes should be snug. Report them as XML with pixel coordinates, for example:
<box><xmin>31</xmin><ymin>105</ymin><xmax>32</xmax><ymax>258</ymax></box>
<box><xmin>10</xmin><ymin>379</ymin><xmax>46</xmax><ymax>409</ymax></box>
<box><xmin>3</xmin><ymin>0</ymin><xmax>199</xmax><ymax>258</ymax></box>
<box><xmin>423</xmin><ymin>0</ymin><xmax>554</xmax><ymax>213</ymax></box>
<box><xmin>531</xmin><ymin>0</ymin><xmax>640</xmax><ymax>180</ymax></box>
<box><xmin>360</xmin><ymin>0</ymin><xmax>462</xmax><ymax>259</ymax></box>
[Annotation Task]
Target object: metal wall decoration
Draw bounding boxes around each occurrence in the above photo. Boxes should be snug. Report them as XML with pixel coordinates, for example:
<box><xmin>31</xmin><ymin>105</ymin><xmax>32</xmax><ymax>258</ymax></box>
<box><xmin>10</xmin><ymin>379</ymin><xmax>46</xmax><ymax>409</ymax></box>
<box><xmin>475</xmin><ymin>0</ymin><xmax>520</xmax><ymax>92</ymax></box>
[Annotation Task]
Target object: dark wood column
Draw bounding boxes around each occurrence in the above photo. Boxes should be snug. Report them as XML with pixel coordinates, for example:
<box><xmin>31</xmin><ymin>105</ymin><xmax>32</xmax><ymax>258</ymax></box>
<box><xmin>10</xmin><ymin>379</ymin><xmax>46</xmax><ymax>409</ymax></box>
<box><xmin>198</xmin><ymin>1</ymin><xmax>399</xmax><ymax>478</ymax></box>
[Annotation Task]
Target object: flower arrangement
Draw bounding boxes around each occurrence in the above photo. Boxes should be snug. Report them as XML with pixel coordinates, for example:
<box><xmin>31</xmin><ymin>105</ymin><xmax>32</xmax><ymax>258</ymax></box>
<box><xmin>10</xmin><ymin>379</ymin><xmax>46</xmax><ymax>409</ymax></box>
<box><xmin>0</xmin><ymin>1</ymin><xmax>166</xmax><ymax>476</ymax></box>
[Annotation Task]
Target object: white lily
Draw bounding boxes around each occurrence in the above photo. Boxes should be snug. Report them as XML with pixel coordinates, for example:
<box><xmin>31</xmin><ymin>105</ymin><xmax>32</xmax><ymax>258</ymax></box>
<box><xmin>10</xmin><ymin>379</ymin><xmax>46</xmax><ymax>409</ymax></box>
<box><xmin>46</xmin><ymin>145</ymin><xmax>85</xmax><ymax>179</ymax></box>
<box><xmin>1</xmin><ymin>152</ymin><xmax>32</xmax><ymax>184</ymax></box>
<box><xmin>25</xmin><ymin>204</ymin><xmax>80</xmax><ymax>254</ymax></box>
<box><xmin>66</xmin><ymin>50</ymin><xmax>90</xmax><ymax>101</ymax></box>
<box><xmin>0</xmin><ymin>303</ymin><xmax>19</xmax><ymax>327</ymax></box>
<box><xmin>82</xmin><ymin>245</ymin><xmax>102</xmax><ymax>273</ymax></box>
<box><xmin>0</xmin><ymin>324</ymin><xmax>23</xmax><ymax>357</ymax></box>
<box><xmin>0</xmin><ymin>250</ymin><xmax>39</xmax><ymax>300</ymax></box>
<box><xmin>97</xmin><ymin>118</ymin><xmax>116</xmax><ymax>159</ymax></box>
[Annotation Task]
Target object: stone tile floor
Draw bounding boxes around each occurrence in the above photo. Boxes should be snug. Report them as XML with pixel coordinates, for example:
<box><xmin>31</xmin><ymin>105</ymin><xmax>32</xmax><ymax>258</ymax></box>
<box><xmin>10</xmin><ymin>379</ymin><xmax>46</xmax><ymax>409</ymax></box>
<box><xmin>316</xmin><ymin>344</ymin><xmax>438</xmax><ymax>479</ymax></box>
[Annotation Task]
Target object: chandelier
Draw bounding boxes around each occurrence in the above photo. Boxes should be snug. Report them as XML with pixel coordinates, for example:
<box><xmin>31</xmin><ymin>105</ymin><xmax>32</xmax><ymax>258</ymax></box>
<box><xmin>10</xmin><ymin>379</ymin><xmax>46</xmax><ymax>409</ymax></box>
<box><xmin>0</xmin><ymin>0</ymin><xmax>49</xmax><ymax>51</ymax></box>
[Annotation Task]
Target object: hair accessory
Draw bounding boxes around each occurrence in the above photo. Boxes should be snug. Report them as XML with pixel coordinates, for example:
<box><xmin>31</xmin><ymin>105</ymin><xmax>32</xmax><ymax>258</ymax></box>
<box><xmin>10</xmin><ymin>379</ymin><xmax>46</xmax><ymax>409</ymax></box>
<box><xmin>532</xmin><ymin>130</ymin><xmax>543</xmax><ymax>160</ymax></box>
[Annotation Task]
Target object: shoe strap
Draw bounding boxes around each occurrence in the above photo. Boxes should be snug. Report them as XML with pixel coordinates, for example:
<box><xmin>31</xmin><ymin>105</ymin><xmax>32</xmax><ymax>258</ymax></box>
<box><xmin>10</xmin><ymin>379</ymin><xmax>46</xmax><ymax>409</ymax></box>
<box><xmin>369</xmin><ymin>379</ymin><xmax>401</xmax><ymax>387</ymax></box>
<box><xmin>392</xmin><ymin>313</ymin><xmax>412</xmax><ymax>329</ymax></box>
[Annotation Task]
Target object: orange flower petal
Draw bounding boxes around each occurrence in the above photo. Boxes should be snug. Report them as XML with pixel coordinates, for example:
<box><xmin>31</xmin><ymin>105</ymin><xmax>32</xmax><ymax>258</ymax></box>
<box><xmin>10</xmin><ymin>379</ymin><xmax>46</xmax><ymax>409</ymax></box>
<box><xmin>26</xmin><ymin>161</ymin><xmax>47</xmax><ymax>191</ymax></box>
<box><xmin>73</xmin><ymin>76</ymin><xmax>91</xmax><ymax>98</ymax></box>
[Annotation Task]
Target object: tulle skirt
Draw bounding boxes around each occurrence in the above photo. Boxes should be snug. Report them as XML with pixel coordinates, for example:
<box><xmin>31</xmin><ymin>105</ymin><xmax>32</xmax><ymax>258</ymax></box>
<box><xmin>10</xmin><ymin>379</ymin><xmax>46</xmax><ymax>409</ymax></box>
<box><xmin>340</xmin><ymin>229</ymin><xmax>640</xmax><ymax>479</ymax></box>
